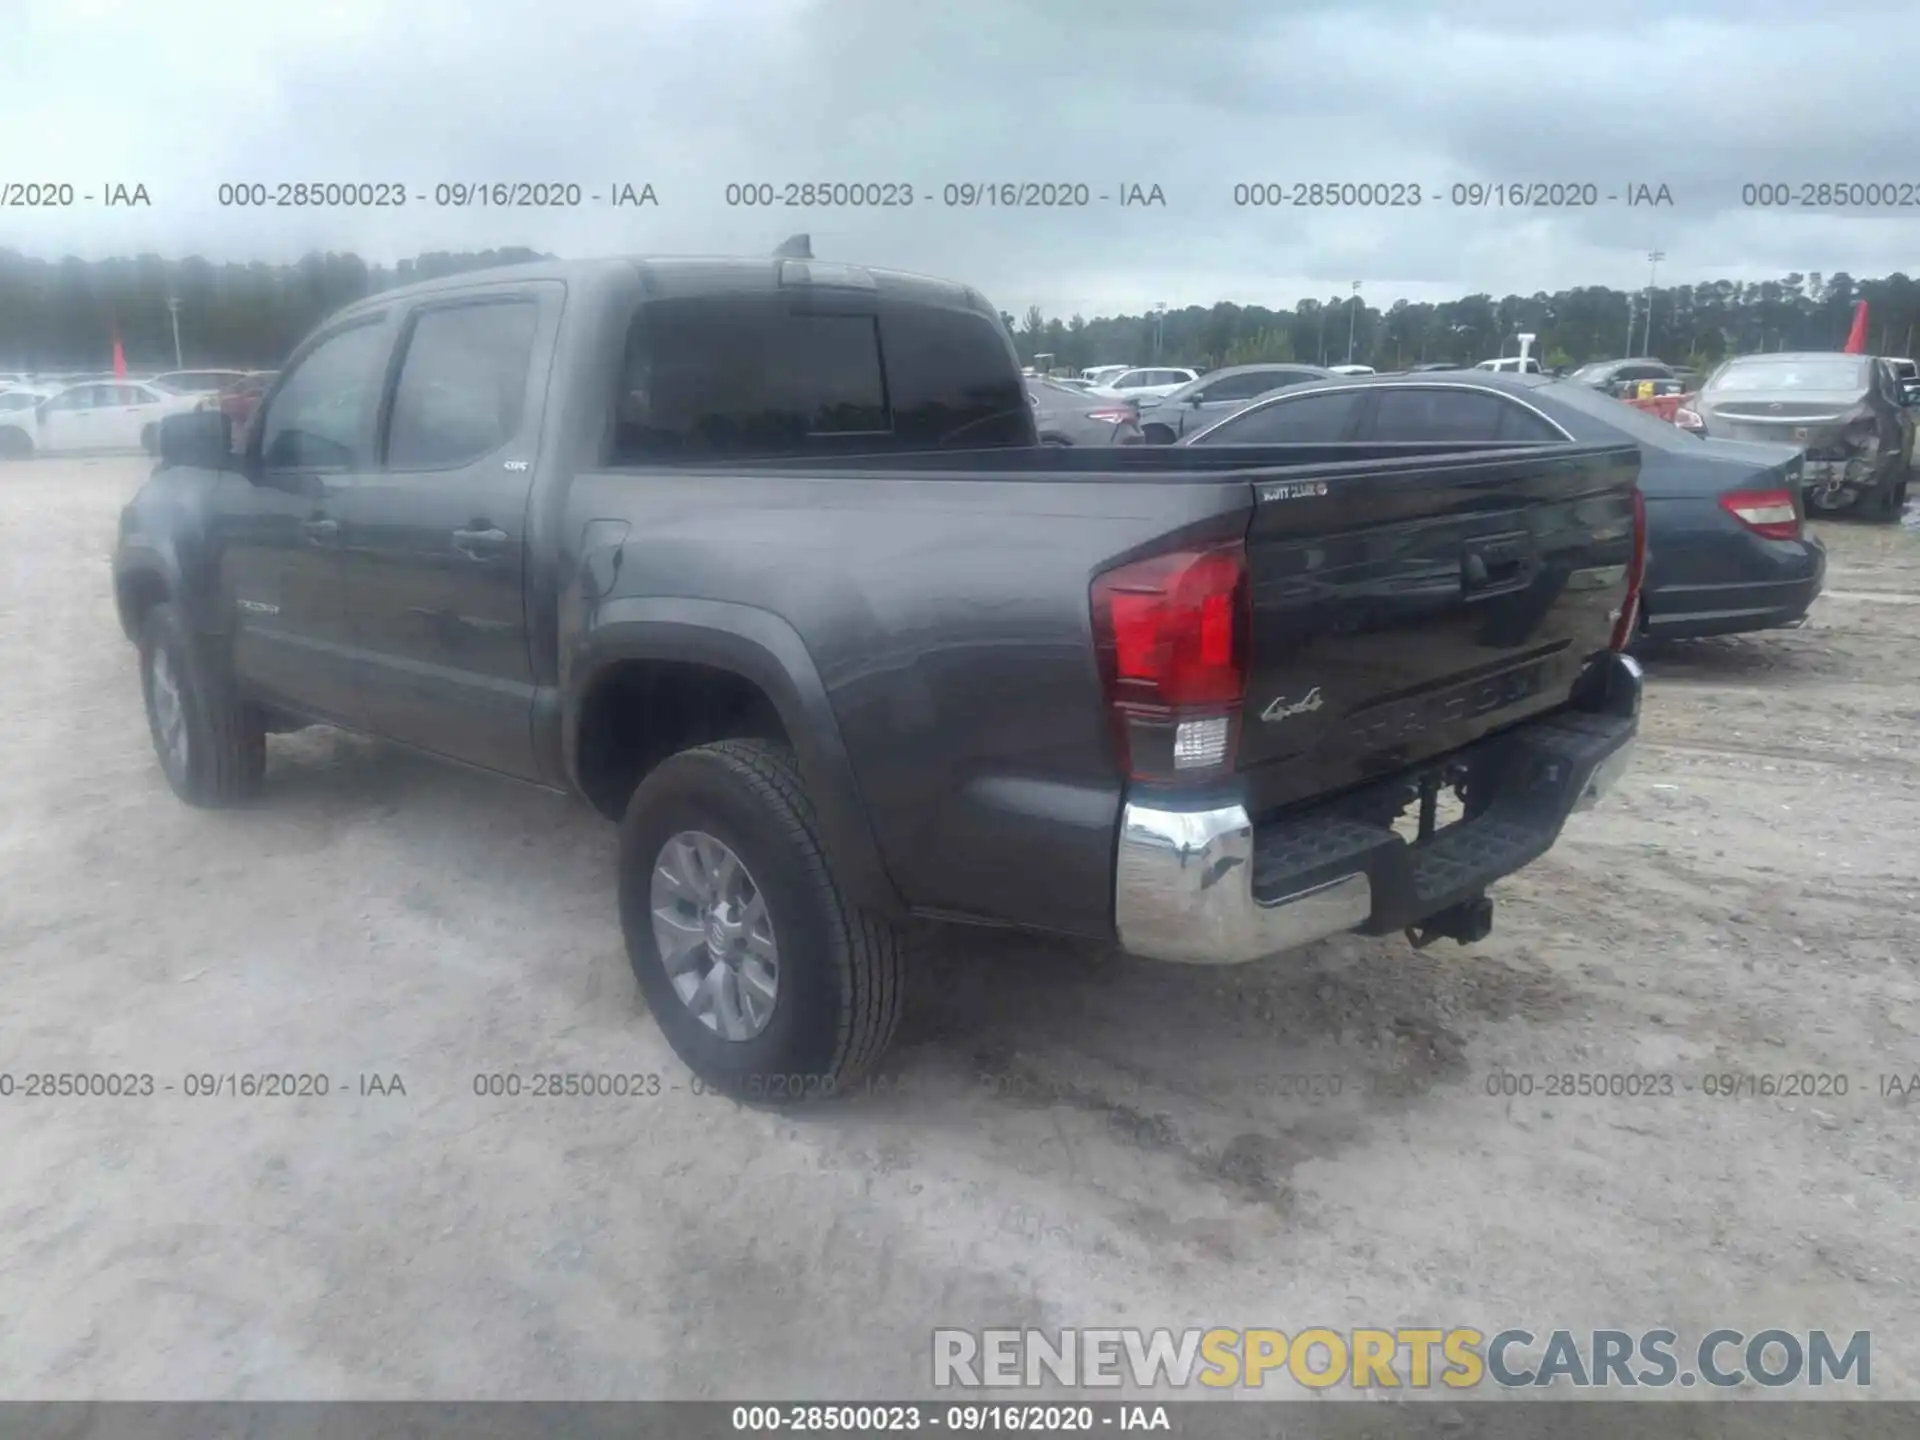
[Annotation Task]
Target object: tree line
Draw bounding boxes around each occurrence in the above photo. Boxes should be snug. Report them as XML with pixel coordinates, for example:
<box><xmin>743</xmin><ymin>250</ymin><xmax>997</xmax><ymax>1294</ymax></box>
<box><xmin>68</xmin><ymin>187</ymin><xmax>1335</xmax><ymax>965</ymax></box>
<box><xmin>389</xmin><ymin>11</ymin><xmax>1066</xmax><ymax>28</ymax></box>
<box><xmin>1</xmin><ymin>246</ymin><xmax>1915</xmax><ymax>374</ymax></box>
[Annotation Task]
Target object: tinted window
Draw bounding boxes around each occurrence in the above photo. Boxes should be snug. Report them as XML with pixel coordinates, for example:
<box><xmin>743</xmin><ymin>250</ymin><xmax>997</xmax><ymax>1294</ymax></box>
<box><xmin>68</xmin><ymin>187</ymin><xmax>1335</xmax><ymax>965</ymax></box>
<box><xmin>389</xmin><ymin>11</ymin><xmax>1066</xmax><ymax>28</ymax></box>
<box><xmin>612</xmin><ymin>298</ymin><xmax>893</xmax><ymax>461</ymax></box>
<box><xmin>878</xmin><ymin>302</ymin><xmax>1029</xmax><ymax>447</ymax></box>
<box><xmin>1198</xmin><ymin>373</ymin><xmax>1276</xmax><ymax>403</ymax></box>
<box><xmin>1495</xmin><ymin>402</ymin><xmax>1564</xmax><ymax>441</ymax></box>
<box><xmin>1372</xmin><ymin>387</ymin><xmax>1507</xmax><ymax>442</ymax></box>
<box><xmin>1193</xmin><ymin>390</ymin><xmax>1361</xmax><ymax>443</ymax></box>
<box><xmin>386</xmin><ymin>300</ymin><xmax>539</xmax><ymax>468</ymax></box>
<box><xmin>258</xmin><ymin>321</ymin><xmax>387</xmax><ymax>470</ymax></box>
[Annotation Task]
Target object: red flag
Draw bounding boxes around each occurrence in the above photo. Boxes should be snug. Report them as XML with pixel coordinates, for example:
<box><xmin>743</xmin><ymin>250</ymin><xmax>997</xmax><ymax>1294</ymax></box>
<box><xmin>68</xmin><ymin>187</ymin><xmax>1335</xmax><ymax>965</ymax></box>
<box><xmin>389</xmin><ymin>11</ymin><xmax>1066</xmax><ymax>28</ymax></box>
<box><xmin>1842</xmin><ymin>300</ymin><xmax>1870</xmax><ymax>355</ymax></box>
<box><xmin>112</xmin><ymin>332</ymin><xmax>128</xmax><ymax>378</ymax></box>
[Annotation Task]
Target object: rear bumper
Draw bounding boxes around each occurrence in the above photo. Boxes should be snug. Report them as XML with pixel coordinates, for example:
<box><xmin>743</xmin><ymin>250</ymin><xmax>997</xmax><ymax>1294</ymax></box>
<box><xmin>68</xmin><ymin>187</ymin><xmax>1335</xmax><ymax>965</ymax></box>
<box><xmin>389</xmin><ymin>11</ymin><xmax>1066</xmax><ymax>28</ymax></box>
<box><xmin>1114</xmin><ymin>653</ymin><xmax>1642</xmax><ymax>965</ymax></box>
<box><xmin>1642</xmin><ymin>535</ymin><xmax>1825</xmax><ymax>640</ymax></box>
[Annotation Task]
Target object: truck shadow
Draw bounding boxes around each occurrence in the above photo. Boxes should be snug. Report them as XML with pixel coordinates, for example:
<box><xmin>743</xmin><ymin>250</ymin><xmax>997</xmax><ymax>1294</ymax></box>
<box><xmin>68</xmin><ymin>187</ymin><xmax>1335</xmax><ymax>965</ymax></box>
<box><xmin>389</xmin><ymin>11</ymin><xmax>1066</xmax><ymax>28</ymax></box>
<box><xmin>236</xmin><ymin>727</ymin><xmax>1588</xmax><ymax>1256</ymax></box>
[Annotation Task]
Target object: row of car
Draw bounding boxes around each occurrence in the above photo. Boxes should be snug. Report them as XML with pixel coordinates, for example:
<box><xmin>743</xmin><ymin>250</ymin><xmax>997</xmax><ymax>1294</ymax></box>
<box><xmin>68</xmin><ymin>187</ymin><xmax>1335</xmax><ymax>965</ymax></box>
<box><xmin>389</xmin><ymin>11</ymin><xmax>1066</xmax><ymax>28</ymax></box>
<box><xmin>0</xmin><ymin>369</ymin><xmax>274</xmax><ymax>458</ymax></box>
<box><xmin>1026</xmin><ymin>350</ymin><xmax>1919</xmax><ymax>649</ymax></box>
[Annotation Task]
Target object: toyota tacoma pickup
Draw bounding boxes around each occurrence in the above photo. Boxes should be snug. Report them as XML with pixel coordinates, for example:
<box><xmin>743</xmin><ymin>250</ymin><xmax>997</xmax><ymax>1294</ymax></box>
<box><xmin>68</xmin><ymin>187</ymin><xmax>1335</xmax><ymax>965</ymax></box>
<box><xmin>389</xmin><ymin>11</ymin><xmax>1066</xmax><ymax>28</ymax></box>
<box><xmin>114</xmin><ymin>250</ymin><xmax>1646</xmax><ymax>1098</ymax></box>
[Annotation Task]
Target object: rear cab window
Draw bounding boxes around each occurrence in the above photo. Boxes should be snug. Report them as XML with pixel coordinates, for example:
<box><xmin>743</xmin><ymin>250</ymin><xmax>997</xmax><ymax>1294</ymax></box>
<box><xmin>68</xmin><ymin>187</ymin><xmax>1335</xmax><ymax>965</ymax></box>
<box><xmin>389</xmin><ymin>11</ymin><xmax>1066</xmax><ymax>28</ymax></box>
<box><xmin>610</xmin><ymin>292</ymin><xmax>1030</xmax><ymax>463</ymax></box>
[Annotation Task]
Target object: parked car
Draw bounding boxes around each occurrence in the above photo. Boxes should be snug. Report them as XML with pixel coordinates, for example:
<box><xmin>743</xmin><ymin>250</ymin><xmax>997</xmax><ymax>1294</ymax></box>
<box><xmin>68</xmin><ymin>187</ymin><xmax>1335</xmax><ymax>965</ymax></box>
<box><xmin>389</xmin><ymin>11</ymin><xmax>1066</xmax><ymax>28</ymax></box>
<box><xmin>1026</xmin><ymin>377</ymin><xmax>1143</xmax><ymax>445</ymax></box>
<box><xmin>1184</xmin><ymin>372</ymin><xmax>1824</xmax><ymax>644</ymax></box>
<box><xmin>1406</xmin><ymin>361</ymin><xmax>1464</xmax><ymax>374</ymax></box>
<box><xmin>1568</xmin><ymin>358</ymin><xmax>1678</xmax><ymax>397</ymax></box>
<box><xmin>1134</xmin><ymin>363</ymin><xmax>1335</xmax><ymax>444</ymax></box>
<box><xmin>114</xmin><ymin>253</ymin><xmax>1641</xmax><ymax>1098</ymax></box>
<box><xmin>152</xmin><ymin>369</ymin><xmax>254</xmax><ymax>396</ymax></box>
<box><xmin>1326</xmin><ymin>364</ymin><xmax>1376</xmax><ymax>376</ymax></box>
<box><xmin>1089</xmin><ymin>366</ymin><xmax>1199</xmax><ymax>402</ymax></box>
<box><xmin>1080</xmin><ymin>364</ymin><xmax>1133</xmax><ymax>386</ymax></box>
<box><xmin>1042</xmin><ymin>375</ymin><xmax>1095</xmax><ymax>393</ymax></box>
<box><xmin>201</xmin><ymin>370</ymin><xmax>276</xmax><ymax>435</ymax></box>
<box><xmin>1475</xmin><ymin>357</ymin><xmax>1543</xmax><ymax>374</ymax></box>
<box><xmin>0</xmin><ymin>380</ymin><xmax>201</xmax><ymax>458</ymax></box>
<box><xmin>1681</xmin><ymin>352</ymin><xmax>1914</xmax><ymax>521</ymax></box>
<box><xmin>0</xmin><ymin>387</ymin><xmax>47</xmax><ymax>416</ymax></box>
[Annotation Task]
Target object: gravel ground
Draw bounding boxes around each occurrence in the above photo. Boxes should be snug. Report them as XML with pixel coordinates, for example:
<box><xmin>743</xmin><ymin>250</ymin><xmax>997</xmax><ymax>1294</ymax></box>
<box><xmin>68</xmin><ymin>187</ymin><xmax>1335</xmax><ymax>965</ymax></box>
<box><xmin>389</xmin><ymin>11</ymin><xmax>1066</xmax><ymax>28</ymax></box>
<box><xmin>2</xmin><ymin>456</ymin><xmax>1917</xmax><ymax>1402</ymax></box>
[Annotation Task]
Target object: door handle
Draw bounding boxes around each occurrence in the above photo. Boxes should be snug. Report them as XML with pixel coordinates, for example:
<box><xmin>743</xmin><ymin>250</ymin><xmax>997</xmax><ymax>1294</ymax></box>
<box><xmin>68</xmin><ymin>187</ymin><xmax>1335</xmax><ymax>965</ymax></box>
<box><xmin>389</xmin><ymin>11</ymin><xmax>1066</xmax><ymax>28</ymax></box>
<box><xmin>452</xmin><ymin>525</ymin><xmax>508</xmax><ymax>559</ymax></box>
<box><xmin>302</xmin><ymin>517</ymin><xmax>339</xmax><ymax>544</ymax></box>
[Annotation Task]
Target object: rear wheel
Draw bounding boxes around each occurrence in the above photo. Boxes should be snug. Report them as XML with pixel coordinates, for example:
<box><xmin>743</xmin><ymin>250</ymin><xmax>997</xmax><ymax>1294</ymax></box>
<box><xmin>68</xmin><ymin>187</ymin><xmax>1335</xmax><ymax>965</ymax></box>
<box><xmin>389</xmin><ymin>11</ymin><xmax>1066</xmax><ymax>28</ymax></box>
<box><xmin>0</xmin><ymin>426</ymin><xmax>32</xmax><ymax>460</ymax></box>
<box><xmin>1142</xmin><ymin>423</ymin><xmax>1177</xmax><ymax>446</ymax></box>
<box><xmin>1867</xmin><ymin>460</ymin><xmax>1906</xmax><ymax>523</ymax></box>
<box><xmin>140</xmin><ymin>423</ymin><xmax>158</xmax><ymax>454</ymax></box>
<box><xmin>138</xmin><ymin>602</ymin><xmax>266</xmax><ymax>806</ymax></box>
<box><xmin>618</xmin><ymin>739</ymin><xmax>907</xmax><ymax>1102</ymax></box>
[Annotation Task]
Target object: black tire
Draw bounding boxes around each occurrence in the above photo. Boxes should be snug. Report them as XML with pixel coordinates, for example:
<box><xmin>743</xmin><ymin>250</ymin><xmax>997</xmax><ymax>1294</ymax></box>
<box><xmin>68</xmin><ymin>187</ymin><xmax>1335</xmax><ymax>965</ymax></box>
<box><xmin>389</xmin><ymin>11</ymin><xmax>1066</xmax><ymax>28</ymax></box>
<box><xmin>618</xmin><ymin>739</ymin><xmax>906</xmax><ymax>1102</ymax></box>
<box><xmin>1142</xmin><ymin>423</ymin><xmax>1177</xmax><ymax>446</ymax></box>
<box><xmin>138</xmin><ymin>601</ymin><xmax>266</xmax><ymax>806</ymax></box>
<box><xmin>140</xmin><ymin>424</ymin><xmax>157</xmax><ymax>454</ymax></box>
<box><xmin>0</xmin><ymin>426</ymin><xmax>32</xmax><ymax>459</ymax></box>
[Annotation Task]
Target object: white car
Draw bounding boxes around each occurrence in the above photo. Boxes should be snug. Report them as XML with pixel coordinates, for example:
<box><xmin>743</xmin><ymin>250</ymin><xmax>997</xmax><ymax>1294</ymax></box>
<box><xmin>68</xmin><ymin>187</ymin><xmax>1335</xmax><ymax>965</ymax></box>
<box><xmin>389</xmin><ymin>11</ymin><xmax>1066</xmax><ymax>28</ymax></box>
<box><xmin>1326</xmin><ymin>364</ymin><xmax>1376</xmax><ymax>376</ymax></box>
<box><xmin>1091</xmin><ymin>366</ymin><xmax>1199</xmax><ymax>402</ymax></box>
<box><xmin>1081</xmin><ymin>364</ymin><xmax>1134</xmax><ymax>386</ymax></box>
<box><xmin>1474</xmin><ymin>356</ymin><xmax>1543</xmax><ymax>374</ymax></box>
<box><xmin>0</xmin><ymin>381</ymin><xmax>201</xmax><ymax>458</ymax></box>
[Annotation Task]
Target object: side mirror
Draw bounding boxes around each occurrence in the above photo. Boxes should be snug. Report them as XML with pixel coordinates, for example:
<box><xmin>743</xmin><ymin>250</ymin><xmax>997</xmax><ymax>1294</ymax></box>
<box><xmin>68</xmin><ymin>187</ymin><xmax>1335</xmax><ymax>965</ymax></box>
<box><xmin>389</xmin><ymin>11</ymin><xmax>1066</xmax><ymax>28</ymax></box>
<box><xmin>157</xmin><ymin>409</ymin><xmax>233</xmax><ymax>469</ymax></box>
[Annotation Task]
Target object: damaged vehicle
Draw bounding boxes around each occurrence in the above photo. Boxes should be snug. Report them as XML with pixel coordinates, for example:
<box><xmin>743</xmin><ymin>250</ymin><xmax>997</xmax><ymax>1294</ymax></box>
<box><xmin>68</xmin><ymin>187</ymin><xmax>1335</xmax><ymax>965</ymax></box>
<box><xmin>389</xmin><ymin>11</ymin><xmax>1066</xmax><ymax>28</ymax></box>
<box><xmin>1683</xmin><ymin>353</ymin><xmax>1915</xmax><ymax>521</ymax></box>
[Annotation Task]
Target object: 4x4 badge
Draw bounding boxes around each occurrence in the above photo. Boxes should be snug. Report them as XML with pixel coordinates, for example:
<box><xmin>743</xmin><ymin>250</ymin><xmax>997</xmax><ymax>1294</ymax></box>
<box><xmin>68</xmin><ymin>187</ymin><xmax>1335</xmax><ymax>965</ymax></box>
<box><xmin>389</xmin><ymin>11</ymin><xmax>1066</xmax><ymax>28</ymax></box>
<box><xmin>1261</xmin><ymin>687</ymin><xmax>1323</xmax><ymax>722</ymax></box>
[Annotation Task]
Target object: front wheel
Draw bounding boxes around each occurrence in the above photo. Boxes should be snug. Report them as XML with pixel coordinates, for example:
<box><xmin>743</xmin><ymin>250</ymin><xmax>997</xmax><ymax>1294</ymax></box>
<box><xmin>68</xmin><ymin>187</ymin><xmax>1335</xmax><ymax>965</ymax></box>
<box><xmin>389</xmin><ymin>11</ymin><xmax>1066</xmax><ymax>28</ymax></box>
<box><xmin>617</xmin><ymin>739</ymin><xmax>907</xmax><ymax>1102</ymax></box>
<box><xmin>138</xmin><ymin>602</ymin><xmax>266</xmax><ymax>806</ymax></box>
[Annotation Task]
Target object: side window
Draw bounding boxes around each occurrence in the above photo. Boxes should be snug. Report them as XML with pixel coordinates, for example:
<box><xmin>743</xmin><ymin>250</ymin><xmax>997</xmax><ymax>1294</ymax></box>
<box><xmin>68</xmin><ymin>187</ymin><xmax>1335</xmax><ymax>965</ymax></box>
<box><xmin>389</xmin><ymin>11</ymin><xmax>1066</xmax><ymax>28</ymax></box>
<box><xmin>117</xmin><ymin>386</ymin><xmax>154</xmax><ymax>406</ymax></box>
<box><xmin>48</xmin><ymin>386</ymin><xmax>102</xmax><ymax>411</ymax></box>
<box><xmin>257</xmin><ymin>321</ymin><xmax>387</xmax><ymax>471</ymax></box>
<box><xmin>1193</xmin><ymin>390</ymin><xmax>1361</xmax><ymax>444</ymax></box>
<box><xmin>1371</xmin><ymin>387</ymin><xmax>1507</xmax><ymax>442</ymax></box>
<box><xmin>1494</xmin><ymin>401</ymin><xmax>1564</xmax><ymax>442</ymax></box>
<box><xmin>1198</xmin><ymin>374</ymin><xmax>1260</xmax><ymax>403</ymax></box>
<box><xmin>612</xmin><ymin>297</ymin><xmax>891</xmax><ymax>462</ymax></box>
<box><xmin>385</xmin><ymin>300</ymin><xmax>540</xmax><ymax>469</ymax></box>
<box><xmin>1110</xmin><ymin>371</ymin><xmax>1148</xmax><ymax>389</ymax></box>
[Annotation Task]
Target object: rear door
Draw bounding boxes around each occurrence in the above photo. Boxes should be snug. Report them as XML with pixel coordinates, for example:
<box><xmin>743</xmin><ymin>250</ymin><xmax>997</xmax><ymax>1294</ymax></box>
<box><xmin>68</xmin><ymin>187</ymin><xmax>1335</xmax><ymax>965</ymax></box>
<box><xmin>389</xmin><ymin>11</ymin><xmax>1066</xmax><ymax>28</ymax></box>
<box><xmin>1181</xmin><ymin>369</ymin><xmax>1310</xmax><ymax>435</ymax></box>
<box><xmin>339</xmin><ymin>285</ymin><xmax>554</xmax><ymax>779</ymax></box>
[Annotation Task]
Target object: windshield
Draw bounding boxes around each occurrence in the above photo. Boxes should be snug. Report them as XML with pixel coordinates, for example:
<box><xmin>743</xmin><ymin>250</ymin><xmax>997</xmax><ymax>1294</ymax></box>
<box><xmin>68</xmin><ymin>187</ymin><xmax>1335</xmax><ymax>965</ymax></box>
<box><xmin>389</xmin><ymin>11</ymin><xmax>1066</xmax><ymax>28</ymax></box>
<box><xmin>1708</xmin><ymin>357</ymin><xmax>1867</xmax><ymax>393</ymax></box>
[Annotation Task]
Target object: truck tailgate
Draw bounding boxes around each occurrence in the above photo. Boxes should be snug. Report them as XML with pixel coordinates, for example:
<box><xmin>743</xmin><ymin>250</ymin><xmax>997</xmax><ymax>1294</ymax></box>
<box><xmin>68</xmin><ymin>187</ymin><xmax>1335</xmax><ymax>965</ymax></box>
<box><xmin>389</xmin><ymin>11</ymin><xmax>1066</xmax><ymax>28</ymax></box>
<box><xmin>1237</xmin><ymin>443</ymin><xmax>1641</xmax><ymax>812</ymax></box>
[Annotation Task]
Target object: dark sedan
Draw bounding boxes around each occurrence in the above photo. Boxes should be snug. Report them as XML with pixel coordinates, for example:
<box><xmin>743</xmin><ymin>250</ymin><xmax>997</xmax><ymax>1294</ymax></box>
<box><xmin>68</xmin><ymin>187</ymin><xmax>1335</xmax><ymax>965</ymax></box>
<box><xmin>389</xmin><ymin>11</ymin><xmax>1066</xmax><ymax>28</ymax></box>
<box><xmin>1134</xmin><ymin>362</ymin><xmax>1335</xmax><ymax>444</ymax></box>
<box><xmin>1183</xmin><ymin>372</ymin><xmax>1826</xmax><ymax>643</ymax></box>
<box><xmin>1684</xmin><ymin>352</ymin><xmax>1914</xmax><ymax>521</ymax></box>
<box><xmin>1024</xmin><ymin>376</ymin><xmax>1143</xmax><ymax>445</ymax></box>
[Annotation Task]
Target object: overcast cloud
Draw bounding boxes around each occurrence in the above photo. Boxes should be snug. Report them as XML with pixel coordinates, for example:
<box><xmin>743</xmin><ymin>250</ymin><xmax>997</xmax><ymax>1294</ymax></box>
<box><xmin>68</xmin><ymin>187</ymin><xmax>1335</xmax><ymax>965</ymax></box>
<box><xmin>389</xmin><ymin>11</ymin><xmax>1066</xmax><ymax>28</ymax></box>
<box><xmin>5</xmin><ymin>0</ymin><xmax>1917</xmax><ymax>315</ymax></box>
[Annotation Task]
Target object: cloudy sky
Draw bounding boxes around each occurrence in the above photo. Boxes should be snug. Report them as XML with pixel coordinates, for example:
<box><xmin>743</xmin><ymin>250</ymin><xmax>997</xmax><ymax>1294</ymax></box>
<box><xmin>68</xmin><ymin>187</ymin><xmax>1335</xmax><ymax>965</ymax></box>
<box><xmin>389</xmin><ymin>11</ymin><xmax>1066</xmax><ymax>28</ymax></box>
<box><xmin>6</xmin><ymin>0</ymin><xmax>1917</xmax><ymax>316</ymax></box>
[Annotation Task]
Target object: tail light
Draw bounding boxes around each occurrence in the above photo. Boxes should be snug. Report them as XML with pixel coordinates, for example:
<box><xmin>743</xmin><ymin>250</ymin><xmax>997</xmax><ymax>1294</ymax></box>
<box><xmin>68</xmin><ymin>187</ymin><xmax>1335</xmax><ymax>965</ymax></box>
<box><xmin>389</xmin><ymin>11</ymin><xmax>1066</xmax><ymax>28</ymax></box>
<box><xmin>1085</xmin><ymin>407</ymin><xmax>1136</xmax><ymax>425</ymax></box>
<box><xmin>1609</xmin><ymin>487</ymin><xmax>1648</xmax><ymax>652</ymax></box>
<box><xmin>1091</xmin><ymin>541</ymin><xmax>1249</xmax><ymax>782</ymax></box>
<box><xmin>1719</xmin><ymin>486</ymin><xmax>1800</xmax><ymax>541</ymax></box>
<box><xmin>1674</xmin><ymin>403</ymin><xmax>1703</xmax><ymax>432</ymax></box>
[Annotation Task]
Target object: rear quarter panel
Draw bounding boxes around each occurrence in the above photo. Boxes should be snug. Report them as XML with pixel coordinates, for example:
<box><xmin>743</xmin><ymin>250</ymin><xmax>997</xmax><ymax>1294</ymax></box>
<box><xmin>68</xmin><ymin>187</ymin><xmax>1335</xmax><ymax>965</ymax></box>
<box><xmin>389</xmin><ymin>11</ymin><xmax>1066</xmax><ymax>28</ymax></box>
<box><xmin>564</xmin><ymin>467</ymin><xmax>1252</xmax><ymax>938</ymax></box>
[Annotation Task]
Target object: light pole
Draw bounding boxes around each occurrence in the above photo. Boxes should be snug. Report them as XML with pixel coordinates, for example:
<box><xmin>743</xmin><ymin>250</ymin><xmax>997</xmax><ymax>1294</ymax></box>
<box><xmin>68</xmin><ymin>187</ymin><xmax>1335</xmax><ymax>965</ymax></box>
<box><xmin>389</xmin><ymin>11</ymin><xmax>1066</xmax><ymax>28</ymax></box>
<box><xmin>1640</xmin><ymin>251</ymin><xmax>1664</xmax><ymax>357</ymax></box>
<box><xmin>166</xmin><ymin>296</ymin><xmax>183</xmax><ymax>368</ymax></box>
<box><xmin>1624</xmin><ymin>294</ymin><xmax>1637</xmax><ymax>357</ymax></box>
<box><xmin>1151</xmin><ymin>301</ymin><xmax>1166</xmax><ymax>363</ymax></box>
<box><xmin>1347</xmin><ymin>281</ymin><xmax>1362</xmax><ymax>363</ymax></box>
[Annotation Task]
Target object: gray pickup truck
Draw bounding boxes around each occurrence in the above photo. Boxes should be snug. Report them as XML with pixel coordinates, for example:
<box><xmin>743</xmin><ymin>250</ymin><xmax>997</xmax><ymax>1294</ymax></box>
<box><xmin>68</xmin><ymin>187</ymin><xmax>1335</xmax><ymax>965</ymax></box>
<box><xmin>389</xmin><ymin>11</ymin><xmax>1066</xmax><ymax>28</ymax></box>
<box><xmin>114</xmin><ymin>251</ymin><xmax>1646</xmax><ymax>1099</ymax></box>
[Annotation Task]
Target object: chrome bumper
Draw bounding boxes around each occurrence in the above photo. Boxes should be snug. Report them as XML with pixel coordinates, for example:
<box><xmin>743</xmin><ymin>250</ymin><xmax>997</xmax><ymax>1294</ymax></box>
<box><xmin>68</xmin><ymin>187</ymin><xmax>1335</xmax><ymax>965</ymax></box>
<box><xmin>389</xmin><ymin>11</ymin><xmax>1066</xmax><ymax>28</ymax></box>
<box><xmin>1114</xmin><ymin>805</ymin><xmax>1375</xmax><ymax>965</ymax></box>
<box><xmin>1114</xmin><ymin>657</ymin><xmax>1641</xmax><ymax>966</ymax></box>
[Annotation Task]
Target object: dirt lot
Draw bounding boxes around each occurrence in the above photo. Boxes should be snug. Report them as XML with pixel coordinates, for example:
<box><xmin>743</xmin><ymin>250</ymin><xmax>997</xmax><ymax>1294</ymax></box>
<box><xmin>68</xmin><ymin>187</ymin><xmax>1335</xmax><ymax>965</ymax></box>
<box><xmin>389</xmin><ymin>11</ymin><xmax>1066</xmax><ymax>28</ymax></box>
<box><xmin>2</xmin><ymin>456</ymin><xmax>1917</xmax><ymax>1402</ymax></box>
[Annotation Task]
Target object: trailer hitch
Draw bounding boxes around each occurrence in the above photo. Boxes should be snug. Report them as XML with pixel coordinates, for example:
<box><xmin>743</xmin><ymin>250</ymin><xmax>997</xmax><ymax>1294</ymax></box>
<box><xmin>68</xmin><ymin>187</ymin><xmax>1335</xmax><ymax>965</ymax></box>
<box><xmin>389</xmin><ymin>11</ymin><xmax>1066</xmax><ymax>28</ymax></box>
<box><xmin>1406</xmin><ymin>894</ymin><xmax>1495</xmax><ymax>950</ymax></box>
